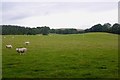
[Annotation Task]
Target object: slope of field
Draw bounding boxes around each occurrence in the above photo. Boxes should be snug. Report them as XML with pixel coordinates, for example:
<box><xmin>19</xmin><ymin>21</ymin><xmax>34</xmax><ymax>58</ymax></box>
<box><xmin>2</xmin><ymin>32</ymin><xmax>119</xmax><ymax>78</ymax></box>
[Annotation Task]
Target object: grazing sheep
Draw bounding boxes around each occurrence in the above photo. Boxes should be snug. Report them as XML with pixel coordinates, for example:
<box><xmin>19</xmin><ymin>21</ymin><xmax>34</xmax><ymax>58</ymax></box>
<box><xmin>6</xmin><ymin>45</ymin><xmax>12</xmax><ymax>48</ymax></box>
<box><xmin>25</xmin><ymin>41</ymin><xmax>30</xmax><ymax>45</ymax></box>
<box><xmin>4</xmin><ymin>37</ymin><xmax>6</xmax><ymax>38</ymax></box>
<box><xmin>16</xmin><ymin>48</ymin><xmax>27</xmax><ymax>55</ymax></box>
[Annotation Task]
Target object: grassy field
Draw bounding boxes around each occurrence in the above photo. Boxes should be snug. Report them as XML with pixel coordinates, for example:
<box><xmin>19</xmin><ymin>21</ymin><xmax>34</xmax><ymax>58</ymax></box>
<box><xmin>2</xmin><ymin>32</ymin><xmax>119</xmax><ymax>78</ymax></box>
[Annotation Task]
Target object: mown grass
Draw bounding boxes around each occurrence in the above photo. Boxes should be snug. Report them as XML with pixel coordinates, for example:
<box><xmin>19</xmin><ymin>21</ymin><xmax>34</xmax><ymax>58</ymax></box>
<box><xmin>2</xmin><ymin>32</ymin><xmax>119</xmax><ymax>78</ymax></box>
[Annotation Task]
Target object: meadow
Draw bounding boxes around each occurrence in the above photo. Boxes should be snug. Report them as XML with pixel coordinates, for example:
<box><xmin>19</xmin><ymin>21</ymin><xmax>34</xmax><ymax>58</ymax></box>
<box><xmin>2</xmin><ymin>32</ymin><xmax>119</xmax><ymax>78</ymax></box>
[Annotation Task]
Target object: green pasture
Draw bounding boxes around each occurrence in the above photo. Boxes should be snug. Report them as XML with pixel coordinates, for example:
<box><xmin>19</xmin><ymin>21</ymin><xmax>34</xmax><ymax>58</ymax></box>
<box><xmin>2</xmin><ymin>32</ymin><xmax>119</xmax><ymax>78</ymax></box>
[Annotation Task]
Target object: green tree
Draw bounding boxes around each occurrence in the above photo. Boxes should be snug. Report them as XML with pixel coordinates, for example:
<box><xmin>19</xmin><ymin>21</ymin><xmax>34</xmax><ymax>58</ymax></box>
<box><xmin>41</xmin><ymin>26</ymin><xmax>50</xmax><ymax>35</ymax></box>
<box><xmin>90</xmin><ymin>24</ymin><xmax>103</xmax><ymax>32</ymax></box>
<box><xmin>102</xmin><ymin>23</ymin><xmax>111</xmax><ymax>32</ymax></box>
<box><xmin>110</xmin><ymin>23</ymin><xmax>120</xmax><ymax>34</ymax></box>
<box><xmin>50</xmin><ymin>29</ymin><xmax>56</xmax><ymax>33</ymax></box>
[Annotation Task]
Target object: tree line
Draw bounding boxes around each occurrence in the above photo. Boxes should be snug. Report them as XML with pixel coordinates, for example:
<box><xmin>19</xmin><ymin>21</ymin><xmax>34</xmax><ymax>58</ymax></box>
<box><xmin>0</xmin><ymin>23</ymin><xmax>120</xmax><ymax>35</ymax></box>
<box><xmin>85</xmin><ymin>23</ymin><xmax>120</xmax><ymax>34</ymax></box>
<box><xmin>0</xmin><ymin>25</ymin><xmax>83</xmax><ymax>35</ymax></box>
<box><xmin>1</xmin><ymin>25</ymin><xmax>50</xmax><ymax>35</ymax></box>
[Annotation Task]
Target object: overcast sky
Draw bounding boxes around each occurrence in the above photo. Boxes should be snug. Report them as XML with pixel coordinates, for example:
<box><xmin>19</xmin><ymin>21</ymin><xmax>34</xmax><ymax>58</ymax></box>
<box><xmin>1</xmin><ymin>0</ymin><xmax>119</xmax><ymax>29</ymax></box>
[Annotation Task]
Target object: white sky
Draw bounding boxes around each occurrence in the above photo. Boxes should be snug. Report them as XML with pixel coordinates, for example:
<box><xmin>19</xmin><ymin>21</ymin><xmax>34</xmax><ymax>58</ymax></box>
<box><xmin>1</xmin><ymin>0</ymin><xmax>119</xmax><ymax>29</ymax></box>
<box><xmin>1</xmin><ymin>0</ymin><xmax>120</xmax><ymax>2</ymax></box>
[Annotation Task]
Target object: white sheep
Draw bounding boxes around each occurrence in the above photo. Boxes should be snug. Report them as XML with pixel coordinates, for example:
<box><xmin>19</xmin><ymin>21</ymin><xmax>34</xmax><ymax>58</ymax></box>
<box><xmin>6</xmin><ymin>45</ymin><xmax>12</xmax><ymax>48</ymax></box>
<box><xmin>16</xmin><ymin>48</ymin><xmax>27</xmax><ymax>55</ymax></box>
<box><xmin>25</xmin><ymin>41</ymin><xmax>30</xmax><ymax>45</ymax></box>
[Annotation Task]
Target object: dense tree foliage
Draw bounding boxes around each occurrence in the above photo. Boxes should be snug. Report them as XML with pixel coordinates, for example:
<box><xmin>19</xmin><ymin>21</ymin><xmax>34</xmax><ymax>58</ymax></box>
<box><xmin>1</xmin><ymin>23</ymin><xmax>120</xmax><ymax>35</ymax></box>
<box><xmin>40</xmin><ymin>26</ymin><xmax>50</xmax><ymax>35</ymax></box>
<box><xmin>85</xmin><ymin>23</ymin><xmax>120</xmax><ymax>34</ymax></box>
<box><xmin>1</xmin><ymin>25</ymin><xmax>80</xmax><ymax>35</ymax></box>
<box><xmin>102</xmin><ymin>23</ymin><xmax>111</xmax><ymax>32</ymax></box>
<box><xmin>89</xmin><ymin>24</ymin><xmax>103</xmax><ymax>32</ymax></box>
<box><xmin>54</xmin><ymin>29</ymin><xmax>79</xmax><ymax>34</ymax></box>
<box><xmin>108</xmin><ymin>23</ymin><xmax>120</xmax><ymax>34</ymax></box>
<box><xmin>1</xmin><ymin>25</ymin><xmax>50</xmax><ymax>35</ymax></box>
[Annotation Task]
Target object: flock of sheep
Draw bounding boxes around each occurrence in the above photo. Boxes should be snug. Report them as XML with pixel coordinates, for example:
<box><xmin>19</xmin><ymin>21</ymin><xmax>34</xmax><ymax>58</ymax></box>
<box><xmin>5</xmin><ymin>40</ymin><xmax>30</xmax><ymax>55</ymax></box>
